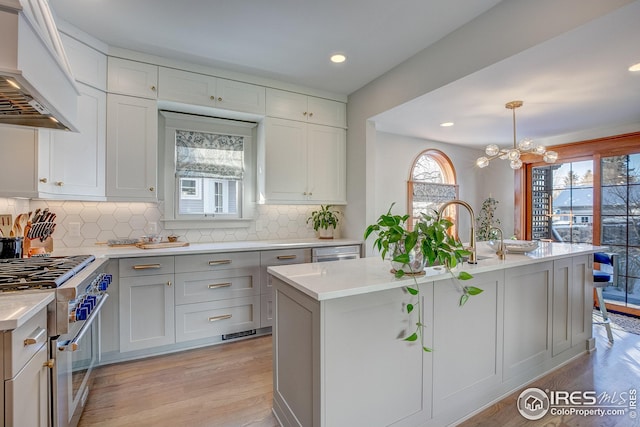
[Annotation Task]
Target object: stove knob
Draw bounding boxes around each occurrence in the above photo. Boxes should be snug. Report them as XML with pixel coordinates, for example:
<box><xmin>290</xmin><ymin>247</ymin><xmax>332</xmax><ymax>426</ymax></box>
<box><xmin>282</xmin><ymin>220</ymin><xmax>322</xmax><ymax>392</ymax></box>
<box><xmin>75</xmin><ymin>306</ymin><xmax>89</xmax><ymax>321</ymax></box>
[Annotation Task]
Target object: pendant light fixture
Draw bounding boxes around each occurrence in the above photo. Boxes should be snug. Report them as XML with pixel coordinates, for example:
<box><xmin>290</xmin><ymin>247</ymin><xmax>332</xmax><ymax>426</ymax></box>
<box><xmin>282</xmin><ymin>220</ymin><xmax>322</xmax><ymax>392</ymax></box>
<box><xmin>476</xmin><ymin>100</ymin><xmax>558</xmax><ymax>169</ymax></box>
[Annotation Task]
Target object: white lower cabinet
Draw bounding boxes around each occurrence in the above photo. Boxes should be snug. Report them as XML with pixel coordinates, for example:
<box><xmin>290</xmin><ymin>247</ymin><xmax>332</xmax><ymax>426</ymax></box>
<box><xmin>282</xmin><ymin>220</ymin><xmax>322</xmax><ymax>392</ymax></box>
<box><xmin>3</xmin><ymin>308</ymin><xmax>50</xmax><ymax>427</ymax></box>
<box><xmin>119</xmin><ymin>257</ymin><xmax>175</xmax><ymax>352</ymax></box>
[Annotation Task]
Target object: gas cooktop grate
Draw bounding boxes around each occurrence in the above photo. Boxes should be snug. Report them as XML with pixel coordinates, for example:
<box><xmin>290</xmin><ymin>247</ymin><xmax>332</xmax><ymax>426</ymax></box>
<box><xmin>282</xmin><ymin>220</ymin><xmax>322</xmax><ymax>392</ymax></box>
<box><xmin>0</xmin><ymin>255</ymin><xmax>96</xmax><ymax>291</ymax></box>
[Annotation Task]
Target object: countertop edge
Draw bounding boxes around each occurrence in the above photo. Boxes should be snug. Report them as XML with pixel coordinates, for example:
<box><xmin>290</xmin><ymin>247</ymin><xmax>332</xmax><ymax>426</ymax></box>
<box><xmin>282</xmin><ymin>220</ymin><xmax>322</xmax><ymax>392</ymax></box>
<box><xmin>0</xmin><ymin>292</ymin><xmax>54</xmax><ymax>331</ymax></box>
<box><xmin>268</xmin><ymin>243</ymin><xmax>605</xmax><ymax>301</ymax></box>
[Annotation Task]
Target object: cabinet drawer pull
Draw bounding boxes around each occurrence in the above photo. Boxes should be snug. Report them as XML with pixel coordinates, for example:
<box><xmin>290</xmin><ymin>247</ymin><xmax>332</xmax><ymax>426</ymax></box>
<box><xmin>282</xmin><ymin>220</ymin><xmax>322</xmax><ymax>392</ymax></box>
<box><xmin>24</xmin><ymin>327</ymin><xmax>46</xmax><ymax>346</ymax></box>
<box><xmin>208</xmin><ymin>282</ymin><xmax>232</xmax><ymax>289</ymax></box>
<box><xmin>39</xmin><ymin>178</ymin><xmax>48</xmax><ymax>183</ymax></box>
<box><xmin>43</xmin><ymin>359</ymin><xmax>55</xmax><ymax>369</ymax></box>
<box><xmin>133</xmin><ymin>263</ymin><xmax>162</xmax><ymax>270</ymax></box>
<box><xmin>208</xmin><ymin>259</ymin><xmax>232</xmax><ymax>266</ymax></box>
<box><xmin>276</xmin><ymin>255</ymin><xmax>297</xmax><ymax>260</ymax></box>
<box><xmin>208</xmin><ymin>314</ymin><xmax>232</xmax><ymax>322</ymax></box>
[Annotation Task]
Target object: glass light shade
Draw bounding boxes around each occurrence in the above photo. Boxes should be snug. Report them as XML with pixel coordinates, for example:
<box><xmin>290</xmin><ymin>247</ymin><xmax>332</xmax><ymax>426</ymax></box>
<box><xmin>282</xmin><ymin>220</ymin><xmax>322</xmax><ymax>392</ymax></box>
<box><xmin>510</xmin><ymin>159</ymin><xmax>523</xmax><ymax>169</ymax></box>
<box><xmin>485</xmin><ymin>144</ymin><xmax>500</xmax><ymax>156</ymax></box>
<box><xmin>476</xmin><ymin>157</ymin><xmax>489</xmax><ymax>168</ymax></box>
<box><xmin>518</xmin><ymin>138</ymin><xmax>533</xmax><ymax>151</ymax></box>
<box><xmin>499</xmin><ymin>152</ymin><xmax>508</xmax><ymax>160</ymax></box>
<box><xmin>533</xmin><ymin>144</ymin><xmax>546</xmax><ymax>155</ymax></box>
<box><xmin>507</xmin><ymin>149</ymin><xmax>520</xmax><ymax>161</ymax></box>
<box><xmin>543</xmin><ymin>150</ymin><xmax>558</xmax><ymax>163</ymax></box>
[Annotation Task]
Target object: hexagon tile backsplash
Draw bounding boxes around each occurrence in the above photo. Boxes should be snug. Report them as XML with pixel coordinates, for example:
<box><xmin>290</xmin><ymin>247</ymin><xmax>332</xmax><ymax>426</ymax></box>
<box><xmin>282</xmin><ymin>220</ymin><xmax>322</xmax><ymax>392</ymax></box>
<box><xmin>3</xmin><ymin>198</ymin><xmax>334</xmax><ymax>248</ymax></box>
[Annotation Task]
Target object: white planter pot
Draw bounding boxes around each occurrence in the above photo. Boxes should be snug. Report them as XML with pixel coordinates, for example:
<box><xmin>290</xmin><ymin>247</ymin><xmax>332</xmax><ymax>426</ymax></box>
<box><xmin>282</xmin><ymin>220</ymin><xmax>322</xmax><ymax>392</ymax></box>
<box><xmin>318</xmin><ymin>227</ymin><xmax>335</xmax><ymax>239</ymax></box>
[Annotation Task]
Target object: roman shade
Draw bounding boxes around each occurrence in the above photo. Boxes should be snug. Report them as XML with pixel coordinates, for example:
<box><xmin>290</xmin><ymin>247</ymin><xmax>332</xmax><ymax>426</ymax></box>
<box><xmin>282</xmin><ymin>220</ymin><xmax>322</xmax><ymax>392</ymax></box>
<box><xmin>176</xmin><ymin>130</ymin><xmax>244</xmax><ymax>180</ymax></box>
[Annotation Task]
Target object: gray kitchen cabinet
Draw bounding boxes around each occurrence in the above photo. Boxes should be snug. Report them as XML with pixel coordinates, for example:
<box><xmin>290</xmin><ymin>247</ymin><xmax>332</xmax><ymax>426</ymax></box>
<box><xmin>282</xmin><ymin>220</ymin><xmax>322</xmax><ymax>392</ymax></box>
<box><xmin>3</xmin><ymin>308</ymin><xmax>50</xmax><ymax>427</ymax></box>
<box><xmin>259</xmin><ymin>248</ymin><xmax>311</xmax><ymax>327</ymax></box>
<box><xmin>174</xmin><ymin>251</ymin><xmax>261</xmax><ymax>342</ymax></box>
<box><xmin>266</xmin><ymin>88</ymin><xmax>346</xmax><ymax>128</ymax></box>
<box><xmin>119</xmin><ymin>257</ymin><xmax>175</xmax><ymax>352</ymax></box>
<box><xmin>106</xmin><ymin>93</ymin><xmax>158</xmax><ymax>200</ymax></box>
<box><xmin>107</xmin><ymin>57</ymin><xmax>158</xmax><ymax>99</ymax></box>
<box><xmin>503</xmin><ymin>261</ymin><xmax>553</xmax><ymax>380</ymax></box>
<box><xmin>551</xmin><ymin>254</ymin><xmax>592</xmax><ymax>357</ymax></box>
<box><xmin>259</xmin><ymin>117</ymin><xmax>346</xmax><ymax>204</ymax></box>
<box><xmin>158</xmin><ymin>67</ymin><xmax>266</xmax><ymax>115</ymax></box>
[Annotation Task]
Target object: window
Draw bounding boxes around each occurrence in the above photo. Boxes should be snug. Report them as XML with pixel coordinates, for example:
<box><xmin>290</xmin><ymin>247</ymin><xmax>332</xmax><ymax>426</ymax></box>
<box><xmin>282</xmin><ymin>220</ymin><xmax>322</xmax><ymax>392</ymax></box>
<box><xmin>161</xmin><ymin>111</ymin><xmax>257</xmax><ymax>225</ymax></box>
<box><xmin>600</xmin><ymin>153</ymin><xmax>640</xmax><ymax>309</ymax></box>
<box><xmin>520</xmin><ymin>132</ymin><xmax>640</xmax><ymax>316</ymax></box>
<box><xmin>530</xmin><ymin>160</ymin><xmax>593</xmax><ymax>244</ymax></box>
<box><xmin>407</xmin><ymin>149</ymin><xmax>457</xmax><ymax>228</ymax></box>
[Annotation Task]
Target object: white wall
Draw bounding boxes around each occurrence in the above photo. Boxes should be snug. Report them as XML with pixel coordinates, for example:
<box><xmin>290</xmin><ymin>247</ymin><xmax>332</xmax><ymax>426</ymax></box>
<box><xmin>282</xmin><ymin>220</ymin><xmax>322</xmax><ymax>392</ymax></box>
<box><xmin>372</xmin><ymin>132</ymin><xmax>515</xmax><ymax>250</ymax></box>
<box><xmin>344</xmin><ymin>0</ymin><xmax>632</xmax><ymax>248</ymax></box>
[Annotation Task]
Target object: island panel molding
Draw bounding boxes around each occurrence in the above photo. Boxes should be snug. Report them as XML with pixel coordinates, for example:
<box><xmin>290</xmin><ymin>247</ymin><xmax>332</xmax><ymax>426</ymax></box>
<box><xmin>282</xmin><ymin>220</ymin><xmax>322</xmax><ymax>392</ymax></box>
<box><xmin>269</xmin><ymin>242</ymin><xmax>600</xmax><ymax>427</ymax></box>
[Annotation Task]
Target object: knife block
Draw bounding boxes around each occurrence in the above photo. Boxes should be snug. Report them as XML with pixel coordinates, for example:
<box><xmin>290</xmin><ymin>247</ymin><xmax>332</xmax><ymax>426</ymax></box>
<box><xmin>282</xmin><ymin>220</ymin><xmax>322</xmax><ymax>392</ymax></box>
<box><xmin>22</xmin><ymin>223</ymin><xmax>54</xmax><ymax>257</ymax></box>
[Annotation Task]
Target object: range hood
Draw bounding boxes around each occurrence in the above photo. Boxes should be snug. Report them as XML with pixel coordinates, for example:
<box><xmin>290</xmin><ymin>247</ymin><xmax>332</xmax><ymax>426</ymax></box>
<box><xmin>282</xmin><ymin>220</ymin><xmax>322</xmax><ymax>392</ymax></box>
<box><xmin>0</xmin><ymin>0</ymin><xmax>78</xmax><ymax>131</ymax></box>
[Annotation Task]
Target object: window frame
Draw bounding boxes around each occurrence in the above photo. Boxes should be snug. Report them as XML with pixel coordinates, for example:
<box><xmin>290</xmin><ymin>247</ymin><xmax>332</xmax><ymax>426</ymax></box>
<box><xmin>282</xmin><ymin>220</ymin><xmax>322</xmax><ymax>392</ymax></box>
<box><xmin>407</xmin><ymin>149</ymin><xmax>458</xmax><ymax>231</ymax></box>
<box><xmin>517</xmin><ymin>131</ymin><xmax>640</xmax><ymax>317</ymax></box>
<box><xmin>159</xmin><ymin>111</ymin><xmax>257</xmax><ymax>229</ymax></box>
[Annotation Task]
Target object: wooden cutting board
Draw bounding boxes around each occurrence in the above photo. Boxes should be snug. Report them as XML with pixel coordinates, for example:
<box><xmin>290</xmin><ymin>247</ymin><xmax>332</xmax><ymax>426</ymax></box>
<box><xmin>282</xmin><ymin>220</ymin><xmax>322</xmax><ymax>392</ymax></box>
<box><xmin>135</xmin><ymin>241</ymin><xmax>190</xmax><ymax>249</ymax></box>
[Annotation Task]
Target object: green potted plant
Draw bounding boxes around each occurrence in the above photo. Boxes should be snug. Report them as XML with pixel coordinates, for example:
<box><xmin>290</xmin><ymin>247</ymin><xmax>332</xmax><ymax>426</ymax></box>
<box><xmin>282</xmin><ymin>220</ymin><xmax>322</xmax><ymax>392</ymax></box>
<box><xmin>364</xmin><ymin>203</ymin><xmax>483</xmax><ymax>351</ymax></box>
<box><xmin>307</xmin><ymin>205</ymin><xmax>340</xmax><ymax>239</ymax></box>
<box><xmin>476</xmin><ymin>196</ymin><xmax>501</xmax><ymax>241</ymax></box>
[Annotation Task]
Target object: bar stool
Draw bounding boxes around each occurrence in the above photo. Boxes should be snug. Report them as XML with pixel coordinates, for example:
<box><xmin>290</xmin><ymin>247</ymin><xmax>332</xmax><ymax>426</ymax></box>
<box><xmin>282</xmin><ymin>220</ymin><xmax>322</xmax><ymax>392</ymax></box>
<box><xmin>593</xmin><ymin>252</ymin><xmax>617</xmax><ymax>343</ymax></box>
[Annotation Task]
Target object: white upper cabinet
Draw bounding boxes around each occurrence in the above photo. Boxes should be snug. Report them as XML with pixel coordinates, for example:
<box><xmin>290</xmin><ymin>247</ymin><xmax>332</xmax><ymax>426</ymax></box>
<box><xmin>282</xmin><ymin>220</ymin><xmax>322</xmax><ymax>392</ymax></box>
<box><xmin>259</xmin><ymin>118</ymin><xmax>346</xmax><ymax>204</ymax></box>
<box><xmin>158</xmin><ymin>67</ymin><xmax>265</xmax><ymax>114</ymax></box>
<box><xmin>106</xmin><ymin>93</ymin><xmax>158</xmax><ymax>200</ymax></box>
<box><xmin>266</xmin><ymin>88</ymin><xmax>346</xmax><ymax>128</ymax></box>
<box><xmin>39</xmin><ymin>83</ymin><xmax>106</xmax><ymax>199</ymax></box>
<box><xmin>0</xmin><ymin>84</ymin><xmax>106</xmax><ymax>200</ymax></box>
<box><xmin>60</xmin><ymin>33</ymin><xmax>107</xmax><ymax>91</ymax></box>
<box><xmin>108</xmin><ymin>57</ymin><xmax>158</xmax><ymax>99</ymax></box>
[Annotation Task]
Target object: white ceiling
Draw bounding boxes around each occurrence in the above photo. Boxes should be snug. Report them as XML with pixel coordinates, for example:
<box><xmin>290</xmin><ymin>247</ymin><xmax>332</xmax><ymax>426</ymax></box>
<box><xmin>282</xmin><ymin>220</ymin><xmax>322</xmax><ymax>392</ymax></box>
<box><xmin>50</xmin><ymin>0</ymin><xmax>640</xmax><ymax>148</ymax></box>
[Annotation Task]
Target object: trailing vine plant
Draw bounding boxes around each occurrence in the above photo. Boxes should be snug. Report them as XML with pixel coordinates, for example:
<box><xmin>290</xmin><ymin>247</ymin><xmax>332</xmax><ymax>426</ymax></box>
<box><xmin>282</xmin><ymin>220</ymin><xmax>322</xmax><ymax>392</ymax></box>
<box><xmin>364</xmin><ymin>203</ymin><xmax>483</xmax><ymax>352</ymax></box>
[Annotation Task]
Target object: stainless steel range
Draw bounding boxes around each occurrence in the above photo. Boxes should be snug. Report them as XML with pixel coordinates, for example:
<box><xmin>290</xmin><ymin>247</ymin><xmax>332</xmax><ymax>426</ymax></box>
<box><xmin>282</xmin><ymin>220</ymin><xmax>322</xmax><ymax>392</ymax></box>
<box><xmin>0</xmin><ymin>255</ymin><xmax>111</xmax><ymax>427</ymax></box>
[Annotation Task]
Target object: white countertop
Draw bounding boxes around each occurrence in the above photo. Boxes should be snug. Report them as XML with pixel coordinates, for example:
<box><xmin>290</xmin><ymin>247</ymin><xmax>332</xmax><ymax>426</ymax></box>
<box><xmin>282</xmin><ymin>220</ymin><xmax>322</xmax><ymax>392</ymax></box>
<box><xmin>51</xmin><ymin>238</ymin><xmax>363</xmax><ymax>259</ymax></box>
<box><xmin>267</xmin><ymin>242</ymin><xmax>605</xmax><ymax>301</ymax></box>
<box><xmin>0</xmin><ymin>291</ymin><xmax>54</xmax><ymax>331</ymax></box>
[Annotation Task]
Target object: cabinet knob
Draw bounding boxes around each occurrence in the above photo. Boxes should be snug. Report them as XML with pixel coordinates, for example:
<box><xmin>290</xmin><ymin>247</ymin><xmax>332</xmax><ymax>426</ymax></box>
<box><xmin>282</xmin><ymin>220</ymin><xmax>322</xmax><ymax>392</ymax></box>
<box><xmin>39</xmin><ymin>178</ymin><xmax>48</xmax><ymax>183</ymax></box>
<box><xmin>309</xmin><ymin>112</ymin><xmax>314</xmax><ymax>117</ymax></box>
<box><xmin>149</xmin><ymin>187</ymin><xmax>155</xmax><ymax>192</ymax></box>
<box><xmin>167</xmin><ymin>281</ymin><xmax>172</xmax><ymax>287</ymax></box>
<box><xmin>43</xmin><ymin>359</ymin><xmax>55</xmax><ymax>369</ymax></box>
<box><xmin>303</xmin><ymin>192</ymin><xmax>307</xmax><ymax>195</ymax></box>
<box><xmin>55</xmin><ymin>181</ymin><xmax>64</xmax><ymax>187</ymax></box>
<box><xmin>210</xmin><ymin>95</ymin><xmax>215</xmax><ymax>101</ymax></box>
<box><xmin>218</xmin><ymin>97</ymin><xmax>223</xmax><ymax>102</ymax></box>
<box><xmin>303</xmin><ymin>111</ymin><xmax>308</xmax><ymax>116</ymax></box>
<box><xmin>151</xmin><ymin>85</ymin><xmax>157</xmax><ymax>92</ymax></box>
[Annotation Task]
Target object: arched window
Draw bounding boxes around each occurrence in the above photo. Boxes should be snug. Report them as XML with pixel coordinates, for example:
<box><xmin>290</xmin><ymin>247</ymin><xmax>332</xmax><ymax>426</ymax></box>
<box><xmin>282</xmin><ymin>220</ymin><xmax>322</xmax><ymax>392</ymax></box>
<box><xmin>408</xmin><ymin>149</ymin><xmax>458</xmax><ymax>228</ymax></box>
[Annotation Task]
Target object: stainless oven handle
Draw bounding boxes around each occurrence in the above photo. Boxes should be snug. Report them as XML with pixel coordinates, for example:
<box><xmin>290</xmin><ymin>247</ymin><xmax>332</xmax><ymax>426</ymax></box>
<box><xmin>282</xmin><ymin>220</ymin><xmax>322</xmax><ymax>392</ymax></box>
<box><xmin>59</xmin><ymin>293</ymin><xmax>109</xmax><ymax>352</ymax></box>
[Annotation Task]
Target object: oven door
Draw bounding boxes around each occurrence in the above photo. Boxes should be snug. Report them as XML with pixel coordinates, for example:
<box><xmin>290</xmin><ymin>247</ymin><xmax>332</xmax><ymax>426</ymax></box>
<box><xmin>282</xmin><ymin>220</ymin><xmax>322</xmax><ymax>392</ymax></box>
<box><xmin>53</xmin><ymin>294</ymin><xmax>107</xmax><ymax>427</ymax></box>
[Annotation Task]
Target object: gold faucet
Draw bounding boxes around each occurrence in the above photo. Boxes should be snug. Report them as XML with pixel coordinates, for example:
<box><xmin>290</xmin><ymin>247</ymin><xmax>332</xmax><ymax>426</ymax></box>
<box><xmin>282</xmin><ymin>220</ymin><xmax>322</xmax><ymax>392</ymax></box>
<box><xmin>437</xmin><ymin>199</ymin><xmax>477</xmax><ymax>264</ymax></box>
<box><xmin>490</xmin><ymin>226</ymin><xmax>506</xmax><ymax>260</ymax></box>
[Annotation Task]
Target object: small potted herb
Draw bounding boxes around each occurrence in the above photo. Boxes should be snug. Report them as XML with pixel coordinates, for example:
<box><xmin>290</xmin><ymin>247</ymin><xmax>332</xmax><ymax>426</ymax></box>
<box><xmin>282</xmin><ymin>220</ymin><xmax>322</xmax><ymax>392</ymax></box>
<box><xmin>307</xmin><ymin>205</ymin><xmax>340</xmax><ymax>239</ymax></box>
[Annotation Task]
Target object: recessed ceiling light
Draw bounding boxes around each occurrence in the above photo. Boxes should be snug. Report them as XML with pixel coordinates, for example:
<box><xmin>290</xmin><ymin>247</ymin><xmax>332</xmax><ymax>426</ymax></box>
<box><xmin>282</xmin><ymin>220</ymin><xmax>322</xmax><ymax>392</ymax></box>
<box><xmin>440</xmin><ymin>122</ymin><xmax>454</xmax><ymax>127</ymax></box>
<box><xmin>629</xmin><ymin>62</ymin><xmax>640</xmax><ymax>72</ymax></box>
<box><xmin>330</xmin><ymin>54</ymin><xmax>346</xmax><ymax>64</ymax></box>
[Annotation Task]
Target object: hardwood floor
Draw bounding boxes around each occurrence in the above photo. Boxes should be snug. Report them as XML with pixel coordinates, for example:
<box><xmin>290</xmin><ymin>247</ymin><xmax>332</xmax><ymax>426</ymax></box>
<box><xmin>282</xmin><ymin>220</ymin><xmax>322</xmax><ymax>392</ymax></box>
<box><xmin>79</xmin><ymin>325</ymin><xmax>640</xmax><ymax>427</ymax></box>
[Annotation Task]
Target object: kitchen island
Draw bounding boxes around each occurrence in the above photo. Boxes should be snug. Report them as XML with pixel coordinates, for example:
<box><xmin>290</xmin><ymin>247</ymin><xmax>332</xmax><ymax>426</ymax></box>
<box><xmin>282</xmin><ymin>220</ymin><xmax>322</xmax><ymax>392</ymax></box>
<box><xmin>267</xmin><ymin>242</ymin><xmax>601</xmax><ymax>427</ymax></box>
